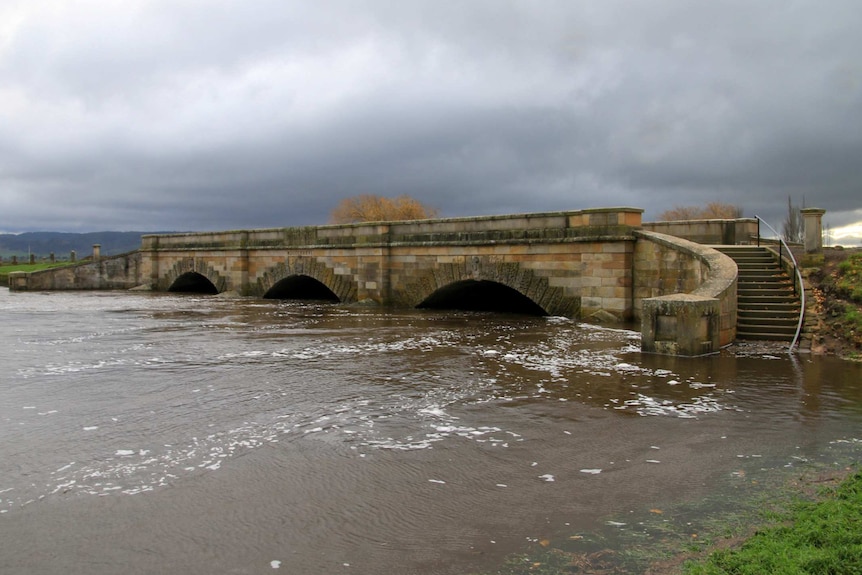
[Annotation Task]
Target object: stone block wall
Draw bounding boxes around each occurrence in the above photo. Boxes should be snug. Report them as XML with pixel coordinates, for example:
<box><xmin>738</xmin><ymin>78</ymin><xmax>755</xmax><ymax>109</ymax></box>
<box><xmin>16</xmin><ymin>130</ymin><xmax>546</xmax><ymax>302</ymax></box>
<box><xmin>385</xmin><ymin>239</ymin><xmax>634</xmax><ymax>320</ymax></box>
<box><xmin>641</xmin><ymin>218</ymin><xmax>758</xmax><ymax>245</ymax></box>
<box><xmin>140</xmin><ymin>208</ymin><xmax>645</xmax><ymax>320</ymax></box>
<box><xmin>9</xmin><ymin>252</ymin><xmax>143</xmax><ymax>291</ymax></box>
<box><xmin>635</xmin><ymin>231</ymin><xmax>737</xmax><ymax>355</ymax></box>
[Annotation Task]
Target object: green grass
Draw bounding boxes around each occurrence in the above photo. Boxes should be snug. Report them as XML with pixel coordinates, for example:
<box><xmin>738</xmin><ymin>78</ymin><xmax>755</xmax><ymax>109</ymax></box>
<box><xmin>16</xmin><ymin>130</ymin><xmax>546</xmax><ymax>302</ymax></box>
<box><xmin>0</xmin><ymin>261</ymin><xmax>73</xmax><ymax>286</ymax></box>
<box><xmin>836</xmin><ymin>253</ymin><xmax>862</xmax><ymax>304</ymax></box>
<box><xmin>818</xmin><ymin>251</ymin><xmax>862</xmax><ymax>353</ymax></box>
<box><xmin>469</xmin><ymin>448</ymin><xmax>862</xmax><ymax>575</ymax></box>
<box><xmin>0</xmin><ymin>262</ymin><xmax>71</xmax><ymax>273</ymax></box>
<box><xmin>683</xmin><ymin>471</ymin><xmax>862</xmax><ymax>575</ymax></box>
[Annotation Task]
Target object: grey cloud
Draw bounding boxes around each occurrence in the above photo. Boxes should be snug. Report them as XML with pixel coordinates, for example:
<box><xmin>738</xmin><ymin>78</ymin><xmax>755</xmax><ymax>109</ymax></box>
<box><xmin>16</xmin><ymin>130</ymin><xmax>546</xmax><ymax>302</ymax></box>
<box><xmin>1</xmin><ymin>0</ymin><xmax>860</xmax><ymax>238</ymax></box>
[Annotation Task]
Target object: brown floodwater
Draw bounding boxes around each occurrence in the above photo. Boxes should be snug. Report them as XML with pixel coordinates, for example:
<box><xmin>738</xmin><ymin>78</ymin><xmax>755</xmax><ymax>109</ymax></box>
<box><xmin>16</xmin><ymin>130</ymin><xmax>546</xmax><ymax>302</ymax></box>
<box><xmin>1</xmin><ymin>289</ymin><xmax>860</xmax><ymax>574</ymax></box>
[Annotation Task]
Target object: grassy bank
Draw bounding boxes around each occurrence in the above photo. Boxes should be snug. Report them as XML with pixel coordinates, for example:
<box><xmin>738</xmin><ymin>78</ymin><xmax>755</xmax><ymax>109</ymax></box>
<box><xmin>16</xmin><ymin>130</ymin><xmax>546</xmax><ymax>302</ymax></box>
<box><xmin>470</xmin><ymin>459</ymin><xmax>861</xmax><ymax>575</ymax></box>
<box><xmin>684</xmin><ymin>470</ymin><xmax>862</xmax><ymax>574</ymax></box>
<box><xmin>810</xmin><ymin>249</ymin><xmax>862</xmax><ymax>359</ymax></box>
<box><xmin>0</xmin><ymin>261</ymin><xmax>72</xmax><ymax>287</ymax></box>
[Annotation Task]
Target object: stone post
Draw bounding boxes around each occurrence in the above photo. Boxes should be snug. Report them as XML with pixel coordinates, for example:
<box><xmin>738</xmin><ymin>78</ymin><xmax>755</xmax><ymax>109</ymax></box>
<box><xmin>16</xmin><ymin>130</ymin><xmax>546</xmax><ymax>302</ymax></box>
<box><xmin>801</xmin><ymin>208</ymin><xmax>825</xmax><ymax>253</ymax></box>
<box><xmin>93</xmin><ymin>244</ymin><xmax>101</xmax><ymax>261</ymax></box>
<box><xmin>801</xmin><ymin>208</ymin><xmax>826</xmax><ymax>266</ymax></box>
<box><xmin>12</xmin><ymin>256</ymin><xmax>18</xmax><ymax>265</ymax></box>
<box><xmin>71</xmin><ymin>250</ymin><xmax>77</xmax><ymax>262</ymax></box>
<box><xmin>29</xmin><ymin>253</ymin><xmax>36</xmax><ymax>264</ymax></box>
<box><xmin>50</xmin><ymin>252</ymin><xmax>55</xmax><ymax>263</ymax></box>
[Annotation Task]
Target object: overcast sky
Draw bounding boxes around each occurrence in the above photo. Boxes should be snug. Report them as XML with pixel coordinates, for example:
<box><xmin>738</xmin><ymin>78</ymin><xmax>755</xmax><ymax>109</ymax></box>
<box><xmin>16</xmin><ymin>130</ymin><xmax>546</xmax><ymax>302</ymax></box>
<box><xmin>2</xmin><ymin>1</ymin><xmax>860</xmax><ymax>241</ymax></box>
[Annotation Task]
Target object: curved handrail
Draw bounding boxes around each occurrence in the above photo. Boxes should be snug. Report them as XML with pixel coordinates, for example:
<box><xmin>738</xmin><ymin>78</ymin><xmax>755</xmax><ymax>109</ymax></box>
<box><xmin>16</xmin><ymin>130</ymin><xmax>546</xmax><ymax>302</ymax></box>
<box><xmin>755</xmin><ymin>215</ymin><xmax>805</xmax><ymax>353</ymax></box>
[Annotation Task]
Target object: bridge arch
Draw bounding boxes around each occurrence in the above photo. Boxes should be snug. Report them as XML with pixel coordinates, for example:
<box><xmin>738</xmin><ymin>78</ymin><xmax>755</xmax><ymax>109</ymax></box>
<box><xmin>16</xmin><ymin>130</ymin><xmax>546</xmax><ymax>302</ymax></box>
<box><xmin>263</xmin><ymin>275</ymin><xmax>340</xmax><ymax>301</ymax></box>
<box><xmin>256</xmin><ymin>257</ymin><xmax>356</xmax><ymax>302</ymax></box>
<box><xmin>164</xmin><ymin>259</ymin><xmax>228</xmax><ymax>294</ymax></box>
<box><xmin>401</xmin><ymin>260</ymin><xmax>576</xmax><ymax>317</ymax></box>
<box><xmin>417</xmin><ymin>279</ymin><xmax>548</xmax><ymax>315</ymax></box>
<box><xmin>169</xmin><ymin>271</ymin><xmax>219</xmax><ymax>294</ymax></box>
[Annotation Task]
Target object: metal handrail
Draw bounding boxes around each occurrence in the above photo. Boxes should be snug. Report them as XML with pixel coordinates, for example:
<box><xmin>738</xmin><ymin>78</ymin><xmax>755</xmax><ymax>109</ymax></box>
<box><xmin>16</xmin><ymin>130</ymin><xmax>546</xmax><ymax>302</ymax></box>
<box><xmin>755</xmin><ymin>215</ymin><xmax>805</xmax><ymax>353</ymax></box>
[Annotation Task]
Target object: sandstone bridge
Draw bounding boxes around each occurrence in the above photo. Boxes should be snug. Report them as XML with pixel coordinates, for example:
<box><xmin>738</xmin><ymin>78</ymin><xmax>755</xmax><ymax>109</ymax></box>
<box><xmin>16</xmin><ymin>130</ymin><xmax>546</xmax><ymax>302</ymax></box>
<box><xmin>11</xmin><ymin>207</ymin><xmax>779</xmax><ymax>356</ymax></box>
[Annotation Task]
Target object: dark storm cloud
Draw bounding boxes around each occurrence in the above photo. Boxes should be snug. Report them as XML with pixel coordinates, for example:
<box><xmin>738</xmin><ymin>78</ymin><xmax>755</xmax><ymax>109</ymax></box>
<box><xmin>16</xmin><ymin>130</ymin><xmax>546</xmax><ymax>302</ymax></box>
<box><xmin>1</xmin><ymin>0</ymin><xmax>860</xmax><ymax>240</ymax></box>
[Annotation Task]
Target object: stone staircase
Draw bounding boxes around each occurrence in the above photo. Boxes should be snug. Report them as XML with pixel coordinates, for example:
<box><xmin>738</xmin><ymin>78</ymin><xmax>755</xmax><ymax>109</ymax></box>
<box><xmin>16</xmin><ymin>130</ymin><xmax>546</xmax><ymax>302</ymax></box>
<box><xmin>715</xmin><ymin>246</ymin><xmax>802</xmax><ymax>342</ymax></box>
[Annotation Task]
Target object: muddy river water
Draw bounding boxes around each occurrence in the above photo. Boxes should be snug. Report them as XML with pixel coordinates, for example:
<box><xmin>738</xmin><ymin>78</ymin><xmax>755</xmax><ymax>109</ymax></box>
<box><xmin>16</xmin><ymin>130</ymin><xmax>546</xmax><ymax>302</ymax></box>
<box><xmin>1</xmin><ymin>289</ymin><xmax>860</xmax><ymax>574</ymax></box>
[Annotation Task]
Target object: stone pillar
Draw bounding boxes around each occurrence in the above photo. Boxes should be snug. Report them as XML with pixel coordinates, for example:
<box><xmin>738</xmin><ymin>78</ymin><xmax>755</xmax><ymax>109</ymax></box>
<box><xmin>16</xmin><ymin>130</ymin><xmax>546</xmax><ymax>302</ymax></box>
<box><xmin>801</xmin><ymin>208</ymin><xmax>825</xmax><ymax>253</ymax></box>
<box><xmin>801</xmin><ymin>208</ymin><xmax>826</xmax><ymax>266</ymax></box>
<box><xmin>12</xmin><ymin>256</ymin><xmax>18</xmax><ymax>265</ymax></box>
<box><xmin>50</xmin><ymin>252</ymin><xmax>55</xmax><ymax>263</ymax></box>
<box><xmin>8</xmin><ymin>271</ymin><xmax>29</xmax><ymax>291</ymax></box>
<box><xmin>93</xmin><ymin>244</ymin><xmax>101</xmax><ymax>261</ymax></box>
<box><xmin>641</xmin><ymin>294</ymin><xmax>720</xmax><ymax>356</ymax></box>
<box><xmin>29</xmin><ymin>253</ymin><xmax>36</xmax><ymax>264</ymax></box>
<box><xmin>71</xmin><ymin>250</ymin><xmax>77</xmax><ymax>262</ymax></box>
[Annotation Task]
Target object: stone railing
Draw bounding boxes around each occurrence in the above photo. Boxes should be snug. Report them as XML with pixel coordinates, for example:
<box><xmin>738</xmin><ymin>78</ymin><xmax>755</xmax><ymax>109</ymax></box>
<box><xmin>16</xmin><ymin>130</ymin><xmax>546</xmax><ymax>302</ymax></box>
<box><xmin>8</xmin><ymin>251</ymin><xmax>143</xmax><ymax>291</ymax></box>
<box><xmin>141</xmin><ymin>208</ymin><xmax>645</xmax><ymax>251</ymax></box>
<box><xmin>635</xmin><ymin>231</ymin><xmax>737</xmax><ymax>356</ymax></box>
<box><xmin>641</xmin><ymin>218</ymin><xmax>758</xmax><ymax>245</ymax></box>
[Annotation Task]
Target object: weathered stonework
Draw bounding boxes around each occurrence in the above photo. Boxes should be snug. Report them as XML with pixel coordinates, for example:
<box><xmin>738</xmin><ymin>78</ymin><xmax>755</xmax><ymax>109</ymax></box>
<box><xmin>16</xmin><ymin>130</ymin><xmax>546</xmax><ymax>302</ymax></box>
<box><xmin>10</xmin><ymin>208</ymin><xmax>749</xmax><ymax>356</ymax></box>
<box><xmin>137</xmin><ymin>208</ymin><xmax>644</xmax><ymax>320</ymax></box>
<box><xmin>636</xmin><ymin>231</ymin><xmax>737</xmax><ymax>355</ymax></box>
<box><xmin>8</xmin><ymin>251</ymin><xmax>143</xmax><ymax>291</ymax></box>
<box><xmin>641</xmin><ymin>219</ymin><xmax>758</xmax><ymax>245</ymax></box>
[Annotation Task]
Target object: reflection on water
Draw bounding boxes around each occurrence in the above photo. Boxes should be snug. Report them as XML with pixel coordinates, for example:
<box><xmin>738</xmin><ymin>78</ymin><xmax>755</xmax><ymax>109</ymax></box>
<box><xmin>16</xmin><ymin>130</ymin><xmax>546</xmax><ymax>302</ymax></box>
<box><xmin>0</xmin><ymin>289</ymin><xmax>860</xmax><ymax>575</ymax></box>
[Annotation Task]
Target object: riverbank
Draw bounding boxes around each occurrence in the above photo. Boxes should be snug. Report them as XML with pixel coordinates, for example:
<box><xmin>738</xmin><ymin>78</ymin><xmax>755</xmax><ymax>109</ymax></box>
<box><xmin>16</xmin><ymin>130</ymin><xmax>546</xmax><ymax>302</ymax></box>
<box><xmin>471</xmin><ymin>443</ymin><xmax>861</xmax><ymax>575</ymax></box>
<box><xmin>807</xmin><ymin>247</ymin><xmax>862</xmax><ymax>360</ymax></box>
<box><xmin>682</xmin><ymin>469</ymin><xmax>862</xmax><ymax>574</ymax></box>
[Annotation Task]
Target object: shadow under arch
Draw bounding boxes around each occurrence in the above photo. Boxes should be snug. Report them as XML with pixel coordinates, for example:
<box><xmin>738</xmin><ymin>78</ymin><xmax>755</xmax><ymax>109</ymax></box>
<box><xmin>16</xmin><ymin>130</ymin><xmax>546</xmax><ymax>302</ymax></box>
<box><xmin>168</xmin><ymin>271</ymin><xmax>219</xmax><ymax>294</ymax></box>
<box><xmin>256</xmin><ymin>258</ymin><xmax>356</xmax><ymax>303</ymax></box>
<box><xmin>417</xmin><ymin>279</ymin><xmax>548</xmax><ymax>316</ymax></box>
<box><xmin>263</xmin><ymin>275</ymin><xmax>340</xmax><ymax>302</ymax></box>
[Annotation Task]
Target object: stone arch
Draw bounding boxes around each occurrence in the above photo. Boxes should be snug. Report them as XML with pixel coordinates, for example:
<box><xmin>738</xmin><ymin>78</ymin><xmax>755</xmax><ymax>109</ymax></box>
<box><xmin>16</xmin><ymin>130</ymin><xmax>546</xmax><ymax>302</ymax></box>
<box><xmin>255</xmin><ymin>256</ymin><xmax>356</xmax><ymax>302</ymax></box>
<box><xmin>169</xmin><ymin>271</ymin><xmax>219</xmax><ymax>294</ymax></box>
<box><xmin>417</xmin><ymin>279</ymin><xmax>548</xmax><ymax>315</ymax></box>
<box><xmin>163</xmin><ymin>258</ymin><xmax>228</xmax><ymax>293</ymax></box>
<box><xmin>399</xmin><ymin>258</ymin><xmax>579</xmax><ymax>317</ymax></box>
<box><xmin>263</xmin><ymin>275</ymin><xmax>340</xmax><ymax>301</ymax></box>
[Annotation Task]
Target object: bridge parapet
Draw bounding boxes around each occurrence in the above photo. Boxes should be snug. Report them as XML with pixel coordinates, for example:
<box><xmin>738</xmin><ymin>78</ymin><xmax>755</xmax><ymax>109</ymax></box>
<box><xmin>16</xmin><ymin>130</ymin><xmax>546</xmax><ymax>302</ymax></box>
<box><xmin>142</xmin><ymin>208</ymin><xmax>644</xmax><ymax>251</ymax></box>
<box><xmin>635</xmin><ymin>231</ymin><xmax>737</xmax><ymax>355</ymax></box>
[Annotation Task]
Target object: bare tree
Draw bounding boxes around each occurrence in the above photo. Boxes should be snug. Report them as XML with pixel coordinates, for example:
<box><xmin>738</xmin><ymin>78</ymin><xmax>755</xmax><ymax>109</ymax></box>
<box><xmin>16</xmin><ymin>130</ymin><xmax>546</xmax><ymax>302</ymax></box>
<box><xmin>329</xmin><ymin>194</ymin><xmax>439</xmax><ymax>224</ymax></box>
<box><xmin>658</xmin><ymin>202</ymin><xmax>743</xmax><ymax>221</ymax></box>
<box><xmin>782</xmin><ymin>196</ymin><xmax>804</xmax><ymax>243</ymax></box>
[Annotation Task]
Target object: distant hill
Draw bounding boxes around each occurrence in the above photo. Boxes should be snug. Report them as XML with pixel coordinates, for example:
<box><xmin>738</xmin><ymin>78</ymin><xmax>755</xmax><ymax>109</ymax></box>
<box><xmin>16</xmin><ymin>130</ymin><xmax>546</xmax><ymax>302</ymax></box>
<box><xmin>0</xmin><ymin>232</ymin><xmax>171</xmax><ymax>260</ymax></box>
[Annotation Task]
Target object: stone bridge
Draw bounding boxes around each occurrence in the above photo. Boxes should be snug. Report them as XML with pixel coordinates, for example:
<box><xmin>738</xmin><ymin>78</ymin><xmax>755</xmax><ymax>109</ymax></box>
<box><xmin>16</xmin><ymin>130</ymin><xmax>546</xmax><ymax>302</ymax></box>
<box><xmin>10</xmin><ymin>207</ymin><xmax>751</xmax><ymax>356</ymax></box>
<box><xmin>144</xmin><ymin>208</ymin><xmax>644</xmax><ymax>320</ymax></box>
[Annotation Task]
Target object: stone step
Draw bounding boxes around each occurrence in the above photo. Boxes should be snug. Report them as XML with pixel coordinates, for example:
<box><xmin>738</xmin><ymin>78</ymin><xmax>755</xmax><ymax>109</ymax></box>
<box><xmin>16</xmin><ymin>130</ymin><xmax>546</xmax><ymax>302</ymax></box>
<box><xmin>715</xmin><ymin>245</ymin><xmax>803</xmax><ymax>343</ymax></box>
<box><xmin>738</xmin><ymin>289</ymin><xmax>796</xmax><ymax>300</ymax></box>
<box><xmin>736</xmin><ymin>330</ymin><xmax>795</xmax><ymax>342</ymax></box>
<box><xmin>738</xmin><ymin>276</ymin><xmax>794</xmax><ymax>284</ymax></box>
<box><xmin>738</xmin><ymin>315</ymin><xmax>799</xmax><ymax>327</ymax></box>
<box><xmin>738</xmin><ymin>308</ymin><xmax>800</xmax><ymax>319</ymax></box>
<box><xmin>738</xmin><ymin>294</ymin><xmax>799</xmax><ymax>305</ymax></box>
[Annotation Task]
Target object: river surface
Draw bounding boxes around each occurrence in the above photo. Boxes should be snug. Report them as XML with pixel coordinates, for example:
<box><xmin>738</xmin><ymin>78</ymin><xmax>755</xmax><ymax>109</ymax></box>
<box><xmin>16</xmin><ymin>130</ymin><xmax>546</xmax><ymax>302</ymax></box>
<box><xmin>1</xmin><ymin>288</ymin><xmax>861</xmax><ymax>575</ymax></box>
